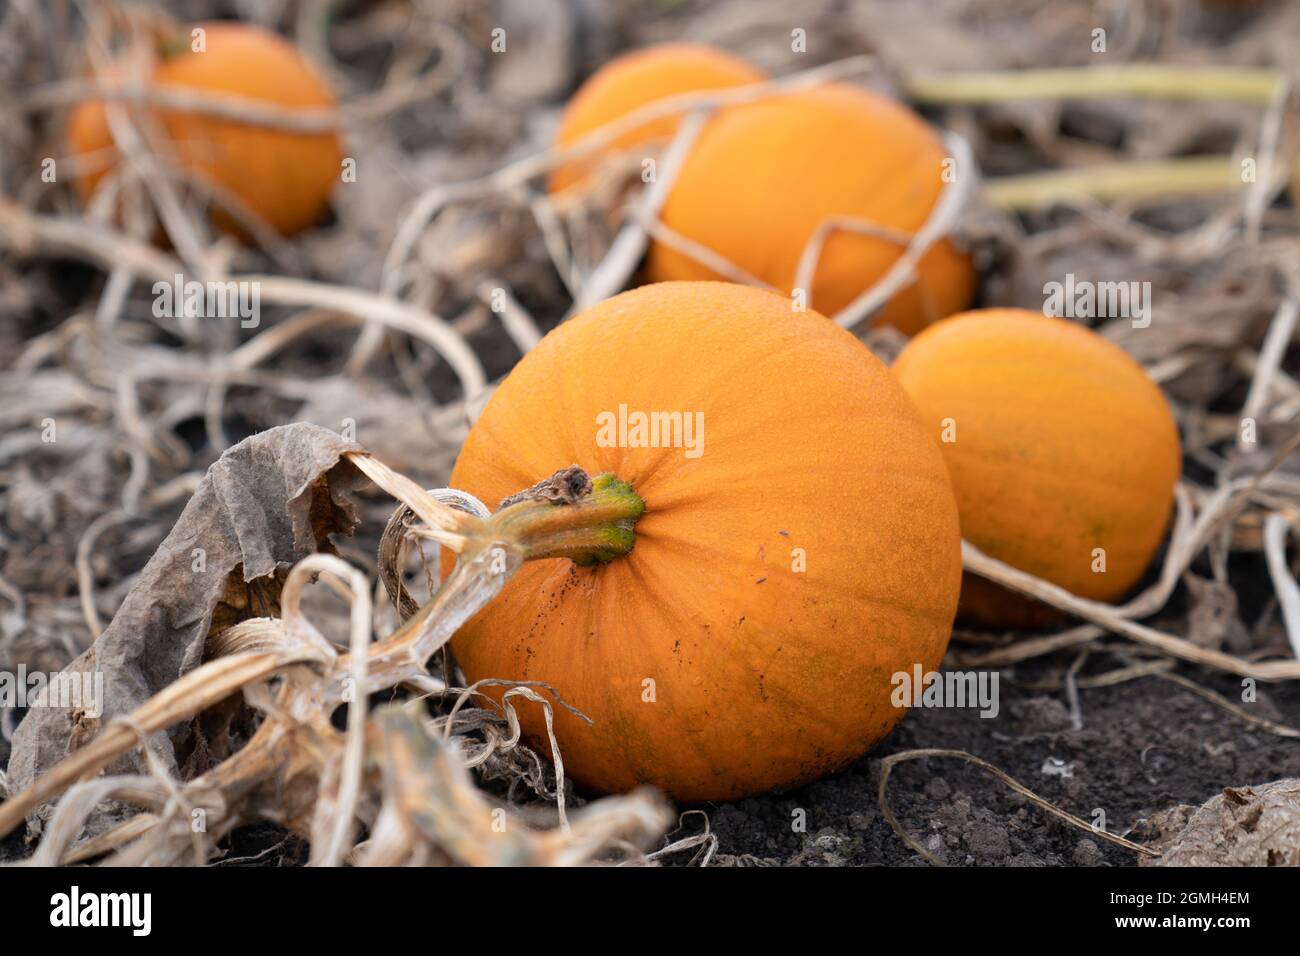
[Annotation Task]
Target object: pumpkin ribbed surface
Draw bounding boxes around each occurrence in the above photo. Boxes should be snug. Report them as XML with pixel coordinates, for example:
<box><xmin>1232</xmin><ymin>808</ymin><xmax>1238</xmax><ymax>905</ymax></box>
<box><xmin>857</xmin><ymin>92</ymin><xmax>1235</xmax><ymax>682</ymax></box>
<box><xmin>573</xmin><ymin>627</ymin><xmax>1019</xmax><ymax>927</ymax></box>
<box><xmin>448</xmin><ymin>281</ymin><xmax>961</xmax><ymax>801</ymax></box>
<box><xmin>645</xmin><ymin>84</ymin><xmax>975</xmax><ymax>335</ymax></box>
<box><xmin>892</xmin><ymin>308</ymin><xmax>1182</xmax><ymax>628</ymax></box>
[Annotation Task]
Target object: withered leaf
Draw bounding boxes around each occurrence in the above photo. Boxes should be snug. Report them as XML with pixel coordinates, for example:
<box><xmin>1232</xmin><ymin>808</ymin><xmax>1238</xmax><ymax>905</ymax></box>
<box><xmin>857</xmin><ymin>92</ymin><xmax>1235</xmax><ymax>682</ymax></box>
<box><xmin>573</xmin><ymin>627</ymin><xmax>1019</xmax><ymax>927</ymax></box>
<box><xmin>7</xmin><ymin>423</ymin><xmax>365</xmax><ymax>834</ymax></box>
<box><xmin>1139</xmin><ymin>779</ymin><xmax>1300</xmax><ymax>866</ymax></box>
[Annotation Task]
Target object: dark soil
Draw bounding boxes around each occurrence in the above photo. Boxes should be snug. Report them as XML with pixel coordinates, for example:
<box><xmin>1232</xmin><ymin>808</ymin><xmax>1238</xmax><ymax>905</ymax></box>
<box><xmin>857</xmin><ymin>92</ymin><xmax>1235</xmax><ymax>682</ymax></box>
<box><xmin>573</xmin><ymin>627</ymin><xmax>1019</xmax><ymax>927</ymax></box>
<box><xmin>689</xmin><ymin>659</ymin><xmax>1300</xmax><ymax>866</ymax></box>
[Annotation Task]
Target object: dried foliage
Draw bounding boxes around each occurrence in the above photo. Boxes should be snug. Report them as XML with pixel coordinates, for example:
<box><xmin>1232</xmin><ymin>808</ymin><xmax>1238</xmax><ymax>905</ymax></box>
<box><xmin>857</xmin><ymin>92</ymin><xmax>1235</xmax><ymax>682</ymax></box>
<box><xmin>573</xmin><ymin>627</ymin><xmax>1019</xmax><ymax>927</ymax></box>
<box><xmin>6</xmin><ymin>423</ymin><xmax>365</xmax><ymax>835</ymax></box>
<box><xmin>0</xmin><ymin>0</ymin><xmax>1298</xmax><ymax>866</ymax></box>
<box><xmin>0</xmin><ymin>425</ymin><xmax>674</xmax><ymax>865</ymax></box>
<box><xmin>1136</xmin><ymin>779</ymin><xmax>1300</xmax><ymax>866</ymax></box>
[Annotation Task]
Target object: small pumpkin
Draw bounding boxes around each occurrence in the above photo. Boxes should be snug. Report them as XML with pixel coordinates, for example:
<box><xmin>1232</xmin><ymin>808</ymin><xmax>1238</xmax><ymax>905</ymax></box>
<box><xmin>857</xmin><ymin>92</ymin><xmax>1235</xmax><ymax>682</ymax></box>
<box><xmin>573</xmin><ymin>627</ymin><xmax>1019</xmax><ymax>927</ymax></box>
<box><xmin>549</xmin><ymin>43</ymin><xmax>764</xmax><ymax>195</ymax></box>
<box><xmin>645</xmin><ymin>83</ymin><xmax>975</xmax><ymax>335</ymax></box>
<box><xmin>447</xmin><ymin>281</ymin><xmax>961</xmax><ymax>802</ymax></box>
<box><xmin>66</xmin><ymin>22</ymin><xmax>342</xmax><ymax>237</ymax></box>
<box><xmin>892</xmin><ymin>308</ymin><xmax>1182</xmax><ymax>629</ymax></box>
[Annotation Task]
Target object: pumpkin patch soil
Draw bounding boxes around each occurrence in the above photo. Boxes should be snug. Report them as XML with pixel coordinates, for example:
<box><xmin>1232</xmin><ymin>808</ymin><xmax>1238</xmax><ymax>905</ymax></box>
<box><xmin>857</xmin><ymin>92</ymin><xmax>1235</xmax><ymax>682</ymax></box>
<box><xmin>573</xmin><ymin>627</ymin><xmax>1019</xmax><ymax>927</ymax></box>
<box><xmin>696</xmin><ymin>655</ymin><xmax>1300</xmax><ymax>866</ymax></box>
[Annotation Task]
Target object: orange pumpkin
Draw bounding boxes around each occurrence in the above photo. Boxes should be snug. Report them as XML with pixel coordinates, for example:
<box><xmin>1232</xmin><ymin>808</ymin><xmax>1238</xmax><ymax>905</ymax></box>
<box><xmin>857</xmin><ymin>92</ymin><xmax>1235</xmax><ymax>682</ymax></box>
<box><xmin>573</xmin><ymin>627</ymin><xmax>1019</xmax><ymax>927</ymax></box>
<box><xmin>645</xmin><ymin>84</ymin><xmax>975</xmax><ymax>335</ymax></box>
<box><xmin>448</xmin><ymin>281</ymin><xmax>961</xmax><ymax>801</ymax></box>
<box><xmin>549</xmin><ymin>43</ymin><xmax>765</xmax><ymax>194</ymax></box>
<box><xmin>892</xmin><ymin>308</ymin><xmax>1182</xmax><ymax>629</ymax></box>
<box><xmin>66</xmin><ymin>22</ymin><xmax>342</xmax><ymax>237</ymax></box>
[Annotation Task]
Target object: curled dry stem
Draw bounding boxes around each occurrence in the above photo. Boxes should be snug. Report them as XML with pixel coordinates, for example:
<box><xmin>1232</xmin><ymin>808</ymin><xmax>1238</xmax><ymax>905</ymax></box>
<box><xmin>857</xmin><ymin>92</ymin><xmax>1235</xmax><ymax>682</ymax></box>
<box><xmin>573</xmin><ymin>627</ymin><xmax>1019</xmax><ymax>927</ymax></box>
<box><xmin>350</xmin><ymin>54</ymin><xmax>880</xmax><ymax>374</ymax></box>
<box><xmin>0</xmin><ymin>646</ymin><xmax>324</xmax><ymax>839</ymax></box>
<box><xmin>963</xmin><ymin>540</ymin><xmax>1300</xmax><ymax>680</ymax></box>
<box><xmin>1</xmin><ymin>455</ymin><xmax>667</xmax><ymax>866</ymax></box>
<box><xmin>878</xmin><ymin>748</ymin><xmax>1158</xmax><ymax>865</ymax></box>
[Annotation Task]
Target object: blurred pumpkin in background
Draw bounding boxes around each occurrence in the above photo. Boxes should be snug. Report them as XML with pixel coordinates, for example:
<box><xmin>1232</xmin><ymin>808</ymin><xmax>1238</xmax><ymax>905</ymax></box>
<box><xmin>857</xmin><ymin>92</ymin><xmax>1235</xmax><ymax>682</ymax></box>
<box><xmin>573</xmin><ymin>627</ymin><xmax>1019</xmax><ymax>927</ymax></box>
<box><xmin>66</xmin><ymin>21</ymin><xmax>342</xmax><ymax>237</ymax></box>
<box><xmin>646</xmin><ymin>83</ymin><xmax>975</xmax><ymax>335</ymax></box>
<box><xmin>549</xmin><ymin>42</ymin><xmax>765</xmax><ymax>194</ymax></box>
<box><xmin>892</xmin><ymin>308</ymin><xmax>1182</xmax><ymax>629</ymax></box>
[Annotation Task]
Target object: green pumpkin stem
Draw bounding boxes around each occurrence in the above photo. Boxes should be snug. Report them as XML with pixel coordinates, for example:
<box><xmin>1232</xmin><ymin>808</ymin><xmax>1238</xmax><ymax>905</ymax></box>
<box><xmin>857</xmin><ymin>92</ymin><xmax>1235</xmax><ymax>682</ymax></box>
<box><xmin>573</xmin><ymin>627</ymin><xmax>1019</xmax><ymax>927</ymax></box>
<box><xmin>157</xmin><ymin>31</ymin><xmax>194</xmax><ymax>60</ymax></box>
<box><xmin>488</xmin><ymin>466</ymin><xmax>644</xmax><ymax>566</ymax></box>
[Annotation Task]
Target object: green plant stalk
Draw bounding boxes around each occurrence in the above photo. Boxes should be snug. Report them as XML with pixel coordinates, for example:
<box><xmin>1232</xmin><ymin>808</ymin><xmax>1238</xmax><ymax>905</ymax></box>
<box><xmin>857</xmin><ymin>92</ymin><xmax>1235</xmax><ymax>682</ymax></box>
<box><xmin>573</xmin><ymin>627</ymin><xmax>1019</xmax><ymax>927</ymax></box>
<box><xmin>981</xmin><ymin>156</ymin><xmax>1270</xmax><ymax>211</ymax></box>
<box><xmin>902</xmin><ymin>63</ymin><xmax>1294</xmax><ymax>209</ymax></box>
<box><xmin>905</xmin><ymin>64</ymin><xmax>1282</xmax><ymax>105</ymax></box>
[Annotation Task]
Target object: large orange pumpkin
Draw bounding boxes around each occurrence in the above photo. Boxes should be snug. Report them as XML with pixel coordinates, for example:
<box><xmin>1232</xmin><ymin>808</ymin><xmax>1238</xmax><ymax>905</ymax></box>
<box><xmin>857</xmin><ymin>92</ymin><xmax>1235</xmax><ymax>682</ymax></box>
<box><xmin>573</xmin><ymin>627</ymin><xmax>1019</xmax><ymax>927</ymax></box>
<box><xmin>66</xmin><ymin>22</ymin><xmax>342</xmax><ymax>237</ymax></box>
<box><xmin>447</xmin><ymin>281</ymin><xmax>961</xmax><ymax>801</ymax></box>
<box><xmin>892</xmin><ymin>308</ymin><xmax>1182</xmax><ymax>629</ymax></box>
<box><xmin>645</xmin><ymin>84</ymin><xmax>975</xmax><ymax>335</ymax></box>
<box><xmin>549</xmin><ymin>43</ymin><xmax>765</xmax><ymax>195</ymax></box>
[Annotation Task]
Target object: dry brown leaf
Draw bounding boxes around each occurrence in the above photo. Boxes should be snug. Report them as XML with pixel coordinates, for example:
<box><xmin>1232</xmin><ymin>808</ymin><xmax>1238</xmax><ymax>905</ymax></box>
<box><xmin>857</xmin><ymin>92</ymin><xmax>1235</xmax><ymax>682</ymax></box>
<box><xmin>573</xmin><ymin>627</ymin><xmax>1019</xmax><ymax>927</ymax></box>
<box><xmin>7</xmin><ymin>423</ymin><xmax>364</xmax><ymax>838</ymax></box>
<box><xmin>1138</xmin><ymin>779</ymin><xmax>1300</xmax><ymax>866</ymax></box>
